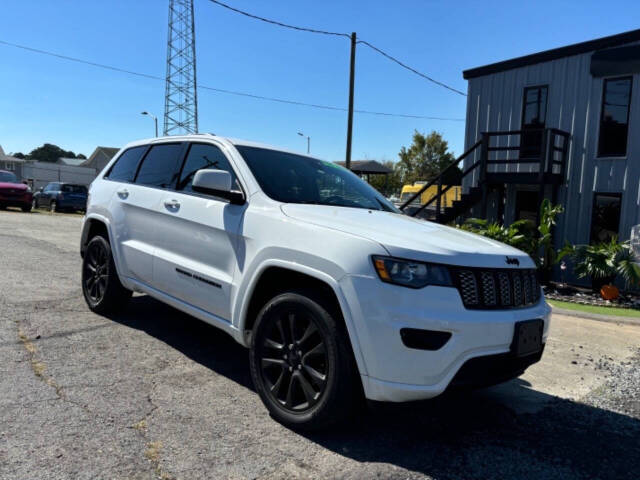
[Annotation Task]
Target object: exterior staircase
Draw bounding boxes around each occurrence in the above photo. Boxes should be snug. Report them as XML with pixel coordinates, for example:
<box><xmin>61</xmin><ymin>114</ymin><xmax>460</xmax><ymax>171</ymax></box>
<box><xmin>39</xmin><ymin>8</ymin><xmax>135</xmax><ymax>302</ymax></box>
<box><xmin>399</xmin><ymin>128</ymin><xmax>570</xmax><ymax>225</ymax></box>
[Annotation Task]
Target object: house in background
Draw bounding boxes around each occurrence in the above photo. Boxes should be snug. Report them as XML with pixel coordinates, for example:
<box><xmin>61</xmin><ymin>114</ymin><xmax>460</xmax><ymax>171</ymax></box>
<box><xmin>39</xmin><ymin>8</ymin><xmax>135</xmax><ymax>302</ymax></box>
<box><xmin>56</xmin><ymin>157</ymin><xmax>88</xmax><ymax>167</ymax></box>
<box><xmin>0</xmin><ymin>146</ymin><xmax>28</xmax><ymax>178</ymax></box>
<box><xmin>83</xmin><ymin>146</ymin><xmax>119</xmax><ymax>172</ymax></box>
<box><xmin>415</xmin><ymin>28</ymin><xmax>639</xmax><ymax>254</ymax></box>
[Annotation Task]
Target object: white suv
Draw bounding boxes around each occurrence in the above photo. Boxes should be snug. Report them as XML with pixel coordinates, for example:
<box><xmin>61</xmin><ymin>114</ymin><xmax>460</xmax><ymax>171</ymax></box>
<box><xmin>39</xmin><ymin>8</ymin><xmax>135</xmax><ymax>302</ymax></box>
<box><xmin>80</xmin><ymin>134</ymin><xmax>550</xmax><ymax>429</ymax></box>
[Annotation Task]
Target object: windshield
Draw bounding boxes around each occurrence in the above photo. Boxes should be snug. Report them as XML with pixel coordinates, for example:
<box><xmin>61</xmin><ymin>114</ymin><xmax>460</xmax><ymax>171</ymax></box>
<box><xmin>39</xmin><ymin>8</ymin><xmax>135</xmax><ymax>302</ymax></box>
<box><xmin>0</xmin><ymin>171</ymin><xmax>18</xmax><ymax>183</ymax></box>
<box><xmin>61</xmin><ymin>184</ymin><xmax>87</xmax><ymax>193</ymax></box>
<box><xmin>236</xmin><ymin>146</ymin><xmax>400</xmax><ymax>213</ymax></box>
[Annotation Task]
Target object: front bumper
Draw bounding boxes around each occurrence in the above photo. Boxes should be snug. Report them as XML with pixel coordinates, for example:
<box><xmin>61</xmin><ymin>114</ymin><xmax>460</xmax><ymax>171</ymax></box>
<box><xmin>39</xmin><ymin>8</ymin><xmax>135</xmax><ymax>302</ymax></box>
<box><xmin>0</xmin><ymin>192</ymin><xmax>32</xmax><ymax>208</ymax></box>
<box><xmin>340</xmin><ymin>274</ymin><xmax>551</xmax><ymax>402</ymax></box>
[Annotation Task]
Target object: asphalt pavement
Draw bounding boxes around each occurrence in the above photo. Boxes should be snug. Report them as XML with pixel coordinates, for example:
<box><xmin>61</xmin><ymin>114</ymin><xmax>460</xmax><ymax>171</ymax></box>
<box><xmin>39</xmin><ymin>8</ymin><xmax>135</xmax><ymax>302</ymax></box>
<box><xmin>1</xmin><ymin>208</ymin><xmax>639</xmax><ymax>480</ymax></box>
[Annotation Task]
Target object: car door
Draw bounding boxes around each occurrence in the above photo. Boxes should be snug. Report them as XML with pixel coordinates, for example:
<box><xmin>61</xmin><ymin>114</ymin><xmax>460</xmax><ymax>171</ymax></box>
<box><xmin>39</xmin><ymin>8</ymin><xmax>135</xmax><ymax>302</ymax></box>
<box><xmin>106</xmin><ymin>144</ymin><xmax>183</xmax><ymax>285</ymax></box>
<box><xmin>151</xmin><ymin>141</ymin><xmax>247</xmax><ymax>322</ymax></box>
<box><xmin>40</xmin><ymin>183</ymin><xmax>53</xmax><ymax>206</ymax></box>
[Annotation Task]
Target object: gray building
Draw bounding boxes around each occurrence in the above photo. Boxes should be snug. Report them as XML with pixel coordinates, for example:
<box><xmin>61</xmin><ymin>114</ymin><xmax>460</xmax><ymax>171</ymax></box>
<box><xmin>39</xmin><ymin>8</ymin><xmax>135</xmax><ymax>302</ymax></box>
<box><xmin>452</xmin><ymin>28</ymin><xmax>640</xmax><ymax>249</ymax></box>
<box><xmin>83</xmin><ymin>146</ymin><xmax>119</xmax><ymax>172</ymax></box>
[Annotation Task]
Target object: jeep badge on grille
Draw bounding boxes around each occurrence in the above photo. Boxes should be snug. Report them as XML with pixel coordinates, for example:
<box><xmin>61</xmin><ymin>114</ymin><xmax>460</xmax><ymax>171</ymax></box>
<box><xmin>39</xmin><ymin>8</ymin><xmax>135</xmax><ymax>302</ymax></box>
<box><xmin>505</xmin><ymin>257</ymin><xmax>520</xmax><ymax>266</ymax></box>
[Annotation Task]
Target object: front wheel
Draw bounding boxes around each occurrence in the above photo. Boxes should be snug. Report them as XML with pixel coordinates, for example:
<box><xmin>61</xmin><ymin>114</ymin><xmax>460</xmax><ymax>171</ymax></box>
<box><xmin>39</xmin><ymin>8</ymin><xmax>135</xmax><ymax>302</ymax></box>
<box><xmin>82</xmin><ymin>235</ymin><xmax>131</xmax><ymax>314</ymax></box>
<box><xmin>249</xmin><ymin>291</ymin><xmax>360</xmax><ymax>430</ymax></box>
<box><xmin>22</xmin><ymin>203</ymin><xmax>32</xmax><ymax>213</ymax></box>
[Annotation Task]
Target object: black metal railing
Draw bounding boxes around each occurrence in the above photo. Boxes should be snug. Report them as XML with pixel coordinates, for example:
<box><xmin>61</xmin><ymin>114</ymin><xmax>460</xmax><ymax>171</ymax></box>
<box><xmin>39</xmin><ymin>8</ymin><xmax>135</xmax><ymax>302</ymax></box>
<box><xmin>399</xmin><ymin>128</ymin><xmax>570</xmax><ymax>220</ymax></box>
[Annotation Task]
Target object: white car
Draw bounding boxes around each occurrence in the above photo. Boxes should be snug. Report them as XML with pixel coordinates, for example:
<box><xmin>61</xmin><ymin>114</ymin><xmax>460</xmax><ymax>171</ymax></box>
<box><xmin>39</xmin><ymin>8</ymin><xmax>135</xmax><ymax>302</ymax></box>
<box><xmin>80</xmin><ymin>134</ymin><xmax>550</xmax><ymax>429</ymax></box>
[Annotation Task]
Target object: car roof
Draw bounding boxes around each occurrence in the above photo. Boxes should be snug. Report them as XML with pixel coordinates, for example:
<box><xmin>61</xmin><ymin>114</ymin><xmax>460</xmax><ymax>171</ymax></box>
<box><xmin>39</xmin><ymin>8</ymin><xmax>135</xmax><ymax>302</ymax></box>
<box><xmin>123</xmin><ymin>134</ymin><xmax>316</xmax><ymax>159</ymax></box>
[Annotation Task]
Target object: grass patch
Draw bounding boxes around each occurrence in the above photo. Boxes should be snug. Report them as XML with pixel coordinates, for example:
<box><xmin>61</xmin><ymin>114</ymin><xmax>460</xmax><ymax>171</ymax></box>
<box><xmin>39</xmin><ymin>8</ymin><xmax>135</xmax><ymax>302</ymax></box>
<box><xmin>548</xmin><ymin>299</ymin><xmax>640</xmax><ymax>318</ymax></box>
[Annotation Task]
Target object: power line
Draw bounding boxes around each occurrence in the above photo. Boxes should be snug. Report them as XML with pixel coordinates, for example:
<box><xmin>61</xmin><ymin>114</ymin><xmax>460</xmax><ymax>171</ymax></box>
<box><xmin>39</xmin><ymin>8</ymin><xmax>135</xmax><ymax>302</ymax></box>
<box><xmin>0</xmin><ymin>39</ymin><xmax>464</xmax><ymax>121</ymax></box>
<box><xmin>206</xmin><ymin>0</ymin><xmax>349</xmax><ymax>38</ymax></box>
<box><xmin>357</xmin><ymin>41</ymin><xmax>467</xmax><ymax>96</ymax></box>
<box><xmin>206</xmin><ymin>0</ymin><xmax>466</xmax><ymax>96</ymax></box>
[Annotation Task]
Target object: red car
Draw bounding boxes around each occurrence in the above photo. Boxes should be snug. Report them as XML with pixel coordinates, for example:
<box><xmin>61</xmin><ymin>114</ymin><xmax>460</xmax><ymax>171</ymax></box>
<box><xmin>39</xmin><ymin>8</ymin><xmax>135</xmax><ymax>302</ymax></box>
<box><xmin>0</xmin><ymin>170</ymin><xmax>32</xmax><ymax>212</ymax></box>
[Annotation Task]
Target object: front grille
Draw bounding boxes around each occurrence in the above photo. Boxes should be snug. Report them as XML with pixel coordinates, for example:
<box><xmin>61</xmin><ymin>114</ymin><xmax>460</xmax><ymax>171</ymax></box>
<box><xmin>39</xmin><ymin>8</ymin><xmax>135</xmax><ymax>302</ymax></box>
<box><xmin>452</xmin><ymin>268</ymin><xmax>540</xmax><ymax>310</ymax></box>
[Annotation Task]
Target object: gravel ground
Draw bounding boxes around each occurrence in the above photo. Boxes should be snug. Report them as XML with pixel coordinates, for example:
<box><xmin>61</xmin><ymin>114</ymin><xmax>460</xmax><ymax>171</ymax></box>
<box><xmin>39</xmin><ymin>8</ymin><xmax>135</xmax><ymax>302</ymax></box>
<box><xmin>1</xmin><ymin>209</ymin><xmax>639</xmax><ymax>480</ymax></box>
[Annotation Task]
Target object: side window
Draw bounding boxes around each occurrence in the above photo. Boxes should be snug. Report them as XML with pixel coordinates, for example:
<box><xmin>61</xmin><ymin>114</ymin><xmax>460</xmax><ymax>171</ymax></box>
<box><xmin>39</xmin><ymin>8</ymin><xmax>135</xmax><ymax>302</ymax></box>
<box><xmin>177</xmin><ymin>143</ymin><xmax>240</xmax><ymax>193</ymax></box>
<box><xmin>135</xmin><ymin>143</ymin><xmax>184</xmax><ymax>189</ymax></box>
<box><xmin>598</xmin><ymin>76</ymin><xmax>632</xmax><ymax>157</ymax></box>
<box><xmin>106</xmin><ymin>146</ymin><xmax>147</xmax><ymax>182</ymax></box>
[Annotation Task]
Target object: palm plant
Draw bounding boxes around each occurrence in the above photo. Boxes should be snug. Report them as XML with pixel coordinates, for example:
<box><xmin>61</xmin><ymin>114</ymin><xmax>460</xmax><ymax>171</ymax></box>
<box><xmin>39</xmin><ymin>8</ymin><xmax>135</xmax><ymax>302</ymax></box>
<box><xmin>559</xmin><ymin>237</ymin><xmax>640</xmax><ymax>290</ymax></box>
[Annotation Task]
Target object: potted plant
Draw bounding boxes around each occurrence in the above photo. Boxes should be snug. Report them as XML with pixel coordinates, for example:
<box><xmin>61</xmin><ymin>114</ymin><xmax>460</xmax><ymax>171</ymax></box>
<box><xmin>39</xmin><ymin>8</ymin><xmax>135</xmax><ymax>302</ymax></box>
<box><xmin>559</xmin><ymin>238</ymin><xmax>640</xmax><ymax>297</ymax></box>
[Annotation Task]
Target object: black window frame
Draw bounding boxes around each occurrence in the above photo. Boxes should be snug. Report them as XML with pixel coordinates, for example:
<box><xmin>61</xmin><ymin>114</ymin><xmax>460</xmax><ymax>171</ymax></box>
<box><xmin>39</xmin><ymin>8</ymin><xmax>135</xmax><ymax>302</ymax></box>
<box><xmin>597</xmin><ymin>75</ymin><xmax>633</xmax><ymax>158</ymax></box>
<box><xmin>590</xmin><ymin>192</ymin><xmax>622</xmax><ymax>244</ymax></box>
<box><xmin>520</xmin><ymin>85</ymin><xmax>549</xmax><ymax>159</ymax></box>
<box><xmin>173</xmin><ymin>141</ymin><xmax>246</xmax><ymax>202</ymax></box>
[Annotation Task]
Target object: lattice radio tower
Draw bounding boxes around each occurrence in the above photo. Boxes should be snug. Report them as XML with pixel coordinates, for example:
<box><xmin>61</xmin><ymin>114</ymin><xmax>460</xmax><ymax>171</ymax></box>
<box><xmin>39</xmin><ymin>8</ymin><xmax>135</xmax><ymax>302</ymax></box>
<box><xmin>163</xmin><ymin>0</ymin><xmax>199</xmax><ymax>135</ymax></box>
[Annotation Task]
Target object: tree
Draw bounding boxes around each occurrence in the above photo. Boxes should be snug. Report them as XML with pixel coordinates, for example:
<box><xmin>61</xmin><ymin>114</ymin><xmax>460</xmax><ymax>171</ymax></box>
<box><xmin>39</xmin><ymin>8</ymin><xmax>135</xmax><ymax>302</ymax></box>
<box><xmin>367</xmin><ymin>161</ymin><xmax>403</xmax><ymax>197</ymax></box>
<box><xmin>77</xmin><ymin>153</ymin><xmax>87</xmax><ymax>160</ymax></box>
<box><xmin>27</xmin><ymin>143</ymin><xmax>81</xmax><ymax>162</ymax></box>
<box><xmin>12</xmin><ymin>152</ymin><xmax>26</xmax><ymax>159</ymax></box>
<box><xmin>396</xmin><ymin>131</ymin><xmax>460</xmax><ymax>186</ymax></box>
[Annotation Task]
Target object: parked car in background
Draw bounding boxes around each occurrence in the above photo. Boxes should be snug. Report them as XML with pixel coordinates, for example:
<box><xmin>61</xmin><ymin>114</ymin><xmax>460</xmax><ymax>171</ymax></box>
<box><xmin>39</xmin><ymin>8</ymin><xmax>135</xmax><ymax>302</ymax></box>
<box><xmin>0</xmin><ymin>170</ymin><xmax>32</xmax><ymax>212</ymax></box>
<box><xmin>80</xmin><ymin>135</ymin><xmax>549</xmax><ymax>430</ymax></box>
<box><xmin>33</xmin><ymin>182</ymin><xmax>88</xmax><ymax>212</ymax></box>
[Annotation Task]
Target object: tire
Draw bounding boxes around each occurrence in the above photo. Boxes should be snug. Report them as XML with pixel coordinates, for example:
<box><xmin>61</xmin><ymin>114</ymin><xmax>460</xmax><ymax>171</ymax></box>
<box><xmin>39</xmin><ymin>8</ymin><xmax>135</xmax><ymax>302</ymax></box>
<box><xmin>249</xmin><ymin>290</ymin><xmax>360</xmax><ymax>430</ymax></box>
<box><xmin>50</xmin><ymin>200</ymin><xmax>57</xmax><ymax>213</ymax></box>
<box><xmin>0</xmin><ymin>204</ymin><xmax>6</xmax><ymax>210</ymax></box>
<box><xmin>81</xmin><ymin>235</ymin><xmax>131</xmax><ymax>314</ymax></box>
<box><xmin>32</xmin><ymin>198</ymin><xmax>38</xmax><ymax>210</ymax></box>
<box><xmin>22</xmin><ymin>204</ymin><xmax>32</xmax><ymax>213</ymax></box>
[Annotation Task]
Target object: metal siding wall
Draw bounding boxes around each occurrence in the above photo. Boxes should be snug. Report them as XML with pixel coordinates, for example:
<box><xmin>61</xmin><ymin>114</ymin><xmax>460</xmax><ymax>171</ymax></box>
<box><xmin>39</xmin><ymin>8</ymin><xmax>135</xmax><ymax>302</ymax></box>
<box><xmin>464</xmin><ymin>41</ymin><xmax>640</xmax><ymax>246</ymax></box>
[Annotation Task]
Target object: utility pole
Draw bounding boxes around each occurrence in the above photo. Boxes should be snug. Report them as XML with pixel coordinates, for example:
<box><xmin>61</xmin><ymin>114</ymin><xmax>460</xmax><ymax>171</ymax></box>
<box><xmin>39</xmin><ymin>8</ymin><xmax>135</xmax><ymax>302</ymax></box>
<box><xmin>345</xmin><ymin>32</ymin><xmax>356</xmax><ymax>170</ymax></box>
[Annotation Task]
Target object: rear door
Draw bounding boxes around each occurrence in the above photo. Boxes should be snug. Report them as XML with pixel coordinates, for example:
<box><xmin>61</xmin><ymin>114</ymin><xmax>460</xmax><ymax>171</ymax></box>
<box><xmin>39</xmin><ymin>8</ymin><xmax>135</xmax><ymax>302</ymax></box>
<box><xmin>151</xmin><ymin>141</ymin><xmax>247</xmax><ymax>321</ymax></box>
<box><xmin>106</xmin><ymin>143</ymin><xmax>185</xmax><ymax>285</ymax></box>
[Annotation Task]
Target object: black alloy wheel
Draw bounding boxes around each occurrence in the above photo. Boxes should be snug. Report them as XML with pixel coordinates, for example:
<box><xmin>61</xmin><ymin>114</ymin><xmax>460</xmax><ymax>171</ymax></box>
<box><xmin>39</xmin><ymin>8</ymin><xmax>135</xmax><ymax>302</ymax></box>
<box><xmin>259</xmin><ymin>309</ymin><xmax>328</xmax><ymax>411</ymax></box>
<box><xmin>81</xmin><ymin>235</ymin><xmax>131</xmax><ymax>314</ymax></box>
<box><xmin>83</xmin><ymin>239</ymin><xmax>109</xmax><ymax>304</ymax></box>
<box><xmin>250</xmin><ymin>290</ymin><xmax>360</xmax><ymax>430</ymax></box>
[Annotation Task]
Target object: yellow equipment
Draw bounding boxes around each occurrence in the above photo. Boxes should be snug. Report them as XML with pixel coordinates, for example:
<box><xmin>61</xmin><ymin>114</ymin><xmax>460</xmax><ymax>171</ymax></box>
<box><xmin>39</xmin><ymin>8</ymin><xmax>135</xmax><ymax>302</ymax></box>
<box><xmin>400</xmin><ymin>182</ymin><xmax>461</xmax><ymax>208</ymax></box>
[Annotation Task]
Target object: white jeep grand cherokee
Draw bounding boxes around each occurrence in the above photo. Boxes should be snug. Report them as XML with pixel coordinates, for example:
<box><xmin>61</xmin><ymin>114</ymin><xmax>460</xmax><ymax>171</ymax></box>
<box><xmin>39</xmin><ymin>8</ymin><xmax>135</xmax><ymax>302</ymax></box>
<box><xmin>80</xmin><ymin>134</ymin><xmax>550</xmax><ymax>429</ymax></box>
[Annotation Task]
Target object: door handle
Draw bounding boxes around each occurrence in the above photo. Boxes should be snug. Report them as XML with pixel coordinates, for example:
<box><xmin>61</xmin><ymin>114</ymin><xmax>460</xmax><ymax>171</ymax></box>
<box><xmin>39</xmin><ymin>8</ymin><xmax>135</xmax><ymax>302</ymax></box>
<box><xmin>164</xmin><ymin>199</ymin><xmax>180</xmax><ymax>210</ymax></box>
<box><xmin>117</xmin><ymin>188</ymin><xmax>129</xmax><ymax>199</ymax></box>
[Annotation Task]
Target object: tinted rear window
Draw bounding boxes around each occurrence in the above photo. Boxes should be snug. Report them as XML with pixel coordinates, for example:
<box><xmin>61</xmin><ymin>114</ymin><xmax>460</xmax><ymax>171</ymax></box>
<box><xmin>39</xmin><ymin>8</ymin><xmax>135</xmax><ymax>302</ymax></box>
<box><xmin>61</xmin><ymin>184</ymin><xmax>87</xmax><ymax>193</ymax></box>
<box><xmin>135</xmin><ymin>144</ymin><xmax>184</xmax><ymax>189</ymax></box>
<box><xmin>106</xmin><ymin>146</ymin><xmax>146</xmax><ymax>182</ymax></box>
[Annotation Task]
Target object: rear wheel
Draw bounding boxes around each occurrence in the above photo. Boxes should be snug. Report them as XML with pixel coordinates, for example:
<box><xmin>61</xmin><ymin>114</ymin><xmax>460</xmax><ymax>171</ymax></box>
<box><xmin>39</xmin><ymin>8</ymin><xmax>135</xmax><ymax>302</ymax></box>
<box><xmin>249</xmin><ymin>290</ymin><xmax>360</xmax><ymax>430</ymax></box>
<box><xmin>82</xmin><ymin>235</ymin><xmax>131</xmax><ymax>314</ymax></box>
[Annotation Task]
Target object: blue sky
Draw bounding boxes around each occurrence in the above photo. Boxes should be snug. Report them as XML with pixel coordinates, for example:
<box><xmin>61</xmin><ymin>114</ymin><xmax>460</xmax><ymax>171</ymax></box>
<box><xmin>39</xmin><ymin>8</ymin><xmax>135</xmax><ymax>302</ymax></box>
<box><xmin>1</xmin><ymin>0</ymin><xmax>638</xmax><ymax>162</ymax></box>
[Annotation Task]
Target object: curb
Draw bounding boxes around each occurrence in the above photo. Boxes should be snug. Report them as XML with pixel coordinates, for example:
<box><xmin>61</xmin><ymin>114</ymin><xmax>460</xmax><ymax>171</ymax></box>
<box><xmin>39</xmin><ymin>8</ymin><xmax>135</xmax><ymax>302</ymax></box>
<box><xmin>550</xmin><ymin>305</ymin><xmax>640</xmax><ymax>327</ymax></box>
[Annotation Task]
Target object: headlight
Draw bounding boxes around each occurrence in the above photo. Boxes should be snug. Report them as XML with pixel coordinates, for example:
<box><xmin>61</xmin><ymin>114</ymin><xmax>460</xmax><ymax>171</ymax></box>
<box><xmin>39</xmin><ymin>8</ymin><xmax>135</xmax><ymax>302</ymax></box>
<box><xmin>372</xmin><ymin>255</ymin><xmax>453</xmax><ymax>288</ymax></box>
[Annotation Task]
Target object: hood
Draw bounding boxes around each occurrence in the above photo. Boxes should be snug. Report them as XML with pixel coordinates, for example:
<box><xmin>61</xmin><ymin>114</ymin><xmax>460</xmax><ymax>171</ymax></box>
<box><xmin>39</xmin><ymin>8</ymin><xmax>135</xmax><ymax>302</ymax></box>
<box><xmin>281</xmin><ymin>204</ymin><xmax>535</xmax><ymax>269</ymax></box>
<box><xmin>0</xmin><ymin>182</ymin><xmax>27</xmax><ymax>191</ymax></box>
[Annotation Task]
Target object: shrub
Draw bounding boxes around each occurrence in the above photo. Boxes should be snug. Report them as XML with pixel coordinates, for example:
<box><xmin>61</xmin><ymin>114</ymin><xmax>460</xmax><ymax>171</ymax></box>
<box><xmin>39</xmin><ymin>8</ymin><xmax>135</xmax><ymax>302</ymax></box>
<box><xmin>558</xmin><ymin>237</ymin><xmax>640</xmax><ymax>291</ymax></box>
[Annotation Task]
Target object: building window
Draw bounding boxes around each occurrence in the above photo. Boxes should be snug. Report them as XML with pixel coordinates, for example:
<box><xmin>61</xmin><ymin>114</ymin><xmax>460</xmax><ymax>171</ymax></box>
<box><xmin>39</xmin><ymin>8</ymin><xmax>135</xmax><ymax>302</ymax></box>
<box><xmin>598</xmin><ymin>76</ymin><xmax>632</xmax><ymax>157</ymax></box>
<box><xmin>5</xmin><ymin>161</ymin><xmax>15</xmax><ymax>171</ymax></box>
<box><xmin>590</xmin><ymin>193</ymin><xmax>622</xmax><ymax>244</ymax></box>
<box><xmin>520</xmin><ymin>85</ymin><xmax>548</xmax><ymax>158</ymax></box>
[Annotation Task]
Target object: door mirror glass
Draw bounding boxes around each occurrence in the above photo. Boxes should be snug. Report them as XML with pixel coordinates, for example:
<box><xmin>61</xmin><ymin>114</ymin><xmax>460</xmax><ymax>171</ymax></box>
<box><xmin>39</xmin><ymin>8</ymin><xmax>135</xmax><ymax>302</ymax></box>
<box><xmin>192</xmin><ymin>169</ymin><xmax>244</xmax><ymax>204</ymax></box>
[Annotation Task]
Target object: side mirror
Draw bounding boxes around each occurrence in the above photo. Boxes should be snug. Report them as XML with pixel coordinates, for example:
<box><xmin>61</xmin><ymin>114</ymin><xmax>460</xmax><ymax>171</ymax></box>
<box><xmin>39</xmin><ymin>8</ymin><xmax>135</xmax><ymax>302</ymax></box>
<box><xmin>38</xmin><ymin>187</ymin><xmax>43</xmax><ymax>193</ymax></box>
<box><xmin>192</xmin><ymin>169</ymin><xmax>245</xmax><ymax>205</ymax></box>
